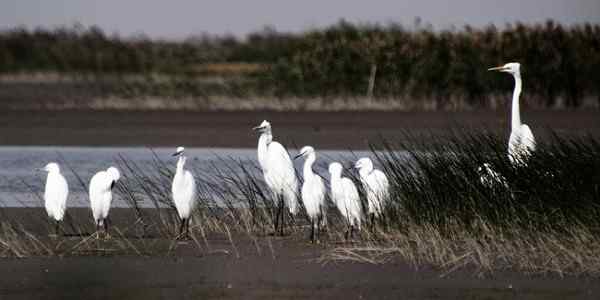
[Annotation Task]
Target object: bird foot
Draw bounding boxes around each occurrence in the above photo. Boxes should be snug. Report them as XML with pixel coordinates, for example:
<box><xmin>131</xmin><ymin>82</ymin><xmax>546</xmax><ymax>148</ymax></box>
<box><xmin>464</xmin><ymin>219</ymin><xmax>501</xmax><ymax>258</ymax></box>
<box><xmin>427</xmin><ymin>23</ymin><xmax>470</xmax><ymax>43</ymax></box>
<box><xmin>268</xmin><ymin>231</ymin><xmax>287</xmax><ymax>237</ymax></box>
<box><xmin>176</xmin><ymin>234</ymin><xmax>191</xmax><ymax>241</ymax></box>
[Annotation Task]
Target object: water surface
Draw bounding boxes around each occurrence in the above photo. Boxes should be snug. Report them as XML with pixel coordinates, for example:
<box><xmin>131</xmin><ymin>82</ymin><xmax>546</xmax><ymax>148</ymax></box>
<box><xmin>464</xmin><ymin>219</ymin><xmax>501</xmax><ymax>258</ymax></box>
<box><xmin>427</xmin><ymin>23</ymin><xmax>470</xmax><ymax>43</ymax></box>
<box><xmin>0</xmin><ymin>146</ymin><xmax>379</xmax><ymax>207</ymax></box>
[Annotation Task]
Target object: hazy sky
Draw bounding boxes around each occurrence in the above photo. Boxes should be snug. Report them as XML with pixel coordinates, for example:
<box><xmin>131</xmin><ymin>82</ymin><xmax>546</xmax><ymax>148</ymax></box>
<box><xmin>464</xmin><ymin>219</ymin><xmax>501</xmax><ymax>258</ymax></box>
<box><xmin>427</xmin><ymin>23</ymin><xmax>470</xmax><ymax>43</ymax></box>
<box><xmin>1</xmin><ymin>0</ymin><xmax>599</xmax><ymax>39</ymax></box>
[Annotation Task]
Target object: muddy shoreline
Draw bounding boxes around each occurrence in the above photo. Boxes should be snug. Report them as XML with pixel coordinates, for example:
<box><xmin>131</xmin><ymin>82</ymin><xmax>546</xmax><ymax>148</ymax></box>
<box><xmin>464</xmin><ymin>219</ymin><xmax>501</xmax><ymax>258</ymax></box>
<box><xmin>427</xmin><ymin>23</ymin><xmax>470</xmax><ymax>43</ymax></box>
<box><xmin>0</xmin><ymin>109</ymin><xmax>597</xmax><ymax>149</ymax></box>
<box><xmin>0</xmin><ymin>207</ymin><xmax>599</xmax><ymax>299</ymax></box>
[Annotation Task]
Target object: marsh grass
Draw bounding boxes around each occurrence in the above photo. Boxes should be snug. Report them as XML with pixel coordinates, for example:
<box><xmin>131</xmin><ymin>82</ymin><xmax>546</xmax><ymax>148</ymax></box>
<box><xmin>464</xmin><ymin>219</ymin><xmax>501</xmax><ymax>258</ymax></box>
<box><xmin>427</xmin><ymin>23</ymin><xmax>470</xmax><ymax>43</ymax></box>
<box><xmin>0</xmin><ymin>132</ymin><xmax>599</xmax><ymax>277</ymax></box>
<box><xmin>327</xmin><ymin>130</ymin><xmax>600</xmax><ymax>276</ymax></box>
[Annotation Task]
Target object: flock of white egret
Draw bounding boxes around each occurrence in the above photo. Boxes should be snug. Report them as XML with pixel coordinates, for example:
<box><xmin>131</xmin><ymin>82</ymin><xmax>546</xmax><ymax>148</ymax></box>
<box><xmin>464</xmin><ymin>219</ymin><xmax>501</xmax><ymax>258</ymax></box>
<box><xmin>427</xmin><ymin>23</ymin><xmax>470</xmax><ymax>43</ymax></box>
<box><xmin>253</xmin><ymin>120</ymin><xmax>391</xmax><ymax>242</ymax></box>
<box><xmin>38</xmin><ymin>62</ymin><xmax>533</xmax><ymax>242</ymax></box>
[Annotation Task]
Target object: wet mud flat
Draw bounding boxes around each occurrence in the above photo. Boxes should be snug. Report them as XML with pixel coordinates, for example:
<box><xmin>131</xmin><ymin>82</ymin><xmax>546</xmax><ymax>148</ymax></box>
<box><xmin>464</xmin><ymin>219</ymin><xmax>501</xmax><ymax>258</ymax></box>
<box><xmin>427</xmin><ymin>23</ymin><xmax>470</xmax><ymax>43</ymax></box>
<box><xmin>0</xmin><ymin>109</ymin><xmax>597</xmax><ymax>149</ymax></box>
<box><xmin>0</xmin><ymin>207</ymin><xmax>598</xmax><ymax>300</ymax></box>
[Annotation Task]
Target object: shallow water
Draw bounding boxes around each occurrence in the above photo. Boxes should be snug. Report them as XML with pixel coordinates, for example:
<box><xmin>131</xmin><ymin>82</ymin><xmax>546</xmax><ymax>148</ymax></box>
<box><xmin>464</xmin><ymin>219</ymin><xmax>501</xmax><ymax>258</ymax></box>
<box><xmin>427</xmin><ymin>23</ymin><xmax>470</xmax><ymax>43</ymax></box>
<box><xmin>0</xmin><ymin>146</ymin><xmax>382</xmax><ymax>207</ymax></box>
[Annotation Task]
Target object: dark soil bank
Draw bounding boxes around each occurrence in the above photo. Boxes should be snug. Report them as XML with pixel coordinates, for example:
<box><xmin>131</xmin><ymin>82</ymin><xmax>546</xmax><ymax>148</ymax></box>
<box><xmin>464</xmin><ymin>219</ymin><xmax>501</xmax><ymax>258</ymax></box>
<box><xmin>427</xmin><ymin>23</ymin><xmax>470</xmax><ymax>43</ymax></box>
<box><xmin>0</xmin><ymin>109</ymin><xmax>598</xmax><ymax>149</ymax></box>
<box><xmin>0</xmin><ymin>208</ymin><xmax>599</xmax><ymax>299</ymax></box>
<box><xmin>3</xmin><ymin>256</ymin><xmax>599</xmax><ymax>300</ymax></box>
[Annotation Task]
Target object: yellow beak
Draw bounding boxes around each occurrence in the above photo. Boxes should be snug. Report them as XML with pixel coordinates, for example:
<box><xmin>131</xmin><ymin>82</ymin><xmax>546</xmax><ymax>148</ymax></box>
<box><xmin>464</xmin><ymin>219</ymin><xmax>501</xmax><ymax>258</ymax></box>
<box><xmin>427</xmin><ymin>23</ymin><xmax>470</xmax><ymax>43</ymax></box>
<box><xmin>487</xmin><ymin>66</ymin><xmax>507</xmax><ymax>71</ymax></box>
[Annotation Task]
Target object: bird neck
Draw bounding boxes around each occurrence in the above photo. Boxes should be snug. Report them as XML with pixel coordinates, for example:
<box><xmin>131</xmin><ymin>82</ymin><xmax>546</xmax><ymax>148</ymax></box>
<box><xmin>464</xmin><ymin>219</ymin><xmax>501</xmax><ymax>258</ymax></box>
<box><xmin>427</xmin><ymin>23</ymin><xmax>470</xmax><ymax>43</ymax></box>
<box><xmin>330</xmin><ymin>172</ymin><xmax>341</xmax><ymax>184</ymax></box>
<box><xmin>176</xmin><ymin>156</ymin><xmax>186</xmax><ymax>172</ymax></box>
<box><xmin>257</xmin><ymin>133</ymin><xmax>271</xmax><ymax>167</ymax></box>
<box><xmin>511</xmin><ymin>73</ymin><xmax>522</xmax><ymax>131</ymax></box>
<box><xmin>303</xmin><ymin>153</ymin><xmax>316</xmax><ymax>180</ymax></box>
<box><xmin>359</xmin><ymin>166</ymin><xmax>373</xmax><ymax>178</ymax></box>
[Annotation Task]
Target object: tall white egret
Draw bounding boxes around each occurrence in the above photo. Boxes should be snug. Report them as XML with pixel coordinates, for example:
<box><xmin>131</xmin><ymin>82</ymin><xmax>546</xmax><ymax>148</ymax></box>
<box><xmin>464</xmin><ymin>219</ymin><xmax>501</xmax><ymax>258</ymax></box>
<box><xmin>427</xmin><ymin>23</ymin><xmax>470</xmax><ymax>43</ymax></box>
<box><xmin>253</xmin><ymin>120</ymin><xmax>299</xmax><ymax>236</ymax></box>
<box><xmin>295</xmin><ymin>146</ymin><xmax>326</xmax><ymax>243</ymax></box>
<box><xmin>329</xmin><ymin>162</ymin><xmax>362</xmax><ymax>239</ymax></box>
<box><xmin>488</xmin><ymin>62</ymin><xmax>536</xmax><ymax>164</ymax></box>
<box><xmin>89</xmin><ymin>166</ymin><xmax>120</xmax><ymax>235</ymax></box>
<box><xmin>355</xmin><ymin>157</ymin><xmax>389</xmax><ymax>229</ymax></box>
<box><xmin>171</xmin><ymin>146</ymin><xmax>197</xmax><ymax>239</ymax></box>
<box><xmin>41</xmin><ymin>162</ymin><xmax>69</xmax><ymax>236</ymax></box>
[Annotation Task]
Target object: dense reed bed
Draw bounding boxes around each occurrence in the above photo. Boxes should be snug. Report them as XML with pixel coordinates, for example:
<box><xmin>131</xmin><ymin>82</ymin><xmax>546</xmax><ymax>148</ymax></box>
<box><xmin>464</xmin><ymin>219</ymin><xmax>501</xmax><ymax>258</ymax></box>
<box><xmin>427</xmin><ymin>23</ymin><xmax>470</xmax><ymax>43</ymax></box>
<box><xmin>1</xmin><ymin>132</ymin><xmax>599</xmax><ymax>277</ymax></box>
<box><xmin>331</xmin><ymin>132</ymin><xmax>600</xmax><ymax>276</ymax></box>
<box><xmin>1</xmin><ymin>21</ymin><xmax>599</xmax><ymax>109</ymax></box>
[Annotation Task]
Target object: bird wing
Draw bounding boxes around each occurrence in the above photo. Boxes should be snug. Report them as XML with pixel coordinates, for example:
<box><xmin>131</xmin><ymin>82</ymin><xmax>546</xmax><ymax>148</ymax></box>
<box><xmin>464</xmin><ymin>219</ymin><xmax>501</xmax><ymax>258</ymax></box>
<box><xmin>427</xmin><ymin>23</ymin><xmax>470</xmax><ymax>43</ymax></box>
<box><xmin>341</xmin><ymin>177</ymin><xmax>361</xmax><ymax>215</ymax></box>
<box><xmin>45</xmin><ymin>173</ymin><xmax>69</xmax><ymax>220</ymax></box>
<box><xmin>172</xmin><ymin>169</ymin><xmax>197</xmax><ymax>219</ymax></box>
<box><xmin>342</xmin><ymin>177</ymin><xmax>363</xmax><ymax>226</ymax></box>
<box><xmin>365</xmin><ymin>170</ymin><xmax>389</xmax><ymax>205</ymax></box>
<box><xmin>266</xmin><ymin>141</ymin><xmax>298</xmax><ymax>190</ymax></box>
<box><xmin>301</xmin><ymin>174</ymin><xmax>326</xmax><ymax>218</ymax></box>
<box><xmin>520</xmin><ymin>124</ymin><xmax>536</xmax><ymax>152</ymax></box>
<box><xmin>184</xmin><ymin>170</ymin><xmax>197</xmax><ymax>196</ymax></box>
<box><xmin>184</xmin><ymin>170</ymin><xmax>197</xmax><ymax>208</ymax></box>
<box><xmin>373</xmin><ymin>170</ymin><xmax>389</xmax><ymax>193</ymax></box>
<box><xmin>341</xmin><ymin>178</ymin><xmax>360</xmax><ymax>204</ymax></box>
<box><xmin>316</xmin><ymin>175</ymin><xmax>326</xmax><ymax>205</ymax></box>
<box><xmin>90</xmin><ymin>171</ymin><xmax>113</xmax><ymax>193</ymax></box>
<box><xmin>89</xmin><ymin>171</ymin><xmax>114</xmax><ymax>218</ymax></box>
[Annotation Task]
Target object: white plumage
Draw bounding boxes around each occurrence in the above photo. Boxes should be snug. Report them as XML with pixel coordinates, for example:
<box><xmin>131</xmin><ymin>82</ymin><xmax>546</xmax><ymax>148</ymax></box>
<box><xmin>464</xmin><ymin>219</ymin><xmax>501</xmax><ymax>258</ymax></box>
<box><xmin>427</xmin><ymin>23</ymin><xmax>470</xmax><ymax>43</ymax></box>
<box><xmin>42</xmin><ymin>162</ymin><xmax>69</xmax><ymax>235</ymax></box>
<box><xmin>296</xmin><ymin>146</ymin><xmax>326</xmax><ymax>242</ymax></box>
<box><xmin>329</xmin><ymin>162</ymin><xmax>362</xmax><ymax>239</ymax></box>
<box><xmin>254</xmin><ymin>120</ymin><xmax>299</xmax><ymax>235</ymax></box>
<box><xmin>488</xmin><ymin>62</ymin><xmax>536</xmax><ymax>165</ymax></box>
<box><xmin>171</xmin><ymin>146</ymin><xmax>197</xmax><ymax>238</ymax></box>
<box><xmin>355</xmin><ymin>157</ymin><xmax>389</xmax><ymax>225</ymax></box>
<box><xmin>509</xmin><ymin>124</ymin><xmax>536</xmax><ymax>165</ymax></box>
<box><xmin>89</xmin><ymin>166</ymin><xmax>120</xmax><ymax>231</ymax></box>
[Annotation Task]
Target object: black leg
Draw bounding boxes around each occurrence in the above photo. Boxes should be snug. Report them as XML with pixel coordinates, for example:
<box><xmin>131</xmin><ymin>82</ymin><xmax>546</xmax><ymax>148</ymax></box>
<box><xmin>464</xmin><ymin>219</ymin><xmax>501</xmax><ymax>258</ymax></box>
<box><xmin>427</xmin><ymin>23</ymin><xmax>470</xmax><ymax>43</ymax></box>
<box><xmin>344</xmin><ymin>228</ymin><xmax>349</xmax><ymax>240</ymax></box>
<box><xmin>179</xmin><ymin>218</ymin><xmax>186</xmax><ymax>238</ymax></box>
<box><xmin>310</xmin><ymin>219</ymin><xmax>315</xmax><ymax>243</ymax></box>
<box><xmin>370</xmin><ymin>213</ymin><xmax>375</xmax><ymax>231</ymax></box>
<box><xmin>350</xmin><ymin>225</ymin><xmax>355</xmax><ymax>239</ymax></box>
<box><xmin>319</xmin><ymin>205</ymin><xmax>327</xmax><ymax>231</ymax></box>
<box><xmin>104</xmin><ymin>218</ymin><xmax>109</xmax><ymax>233</ymax></box>
<box><xmin>383</xmin><ymin>214</ymin><xmax>388</xmax><ymax>232</ymax></box>
<box><xmin>186</xmin><ymin>218</ymin><xmax>191</xmax><ymax>238</ymax></box>
<box><xmin>280</xmin><ymin>199</ymin><xmax>285</xmax><ymax>236</ymax></box>
<box><xmin>55</xmin><ymin>221</ymin><xmax>60</xmax><ymax>236</ymax></box>
<box><xmin>273</xmin><ymin>198</ymin><xmax>281</xmax><ymax>233</ymax></box>
<box><xmin>316</xmin><ymin>215</ymin><xmax>322</xmax><ymax>242</ymax></box>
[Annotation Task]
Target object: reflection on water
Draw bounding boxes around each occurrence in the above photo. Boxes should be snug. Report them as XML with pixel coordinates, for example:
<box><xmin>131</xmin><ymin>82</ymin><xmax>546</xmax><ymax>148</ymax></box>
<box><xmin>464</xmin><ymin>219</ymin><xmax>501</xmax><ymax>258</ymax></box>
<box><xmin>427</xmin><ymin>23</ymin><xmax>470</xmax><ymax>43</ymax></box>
<box><xmin>0</xmin><ymin>146</ymin><xmax>382</xmax><ymax>207</ymax></box>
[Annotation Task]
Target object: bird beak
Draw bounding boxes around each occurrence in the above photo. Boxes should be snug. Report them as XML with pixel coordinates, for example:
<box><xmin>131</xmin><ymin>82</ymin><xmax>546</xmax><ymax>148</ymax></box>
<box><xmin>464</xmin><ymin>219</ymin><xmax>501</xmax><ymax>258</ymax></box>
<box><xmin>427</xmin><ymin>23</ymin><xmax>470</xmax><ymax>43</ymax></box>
<box><xmin>294</xmin><ymin>153</ymin><xmax>303</xmax><ymax>160</ymax></box>
<box><xmin>35</xmin><ymin>168</ymin><xmax>43</xmax><ymax>172</ymax></box>
<box><xmin>172</xmin><ymin>152</ymin><xmax>181</xmax><ymax>157</ymax></box>
<box><xmin>488</xmin><ymin>66</ymin><xmax>507</xmax><ymax>72</ymax></box>
<box><xmin>252</xmin><ymin>125</ymin><xmax>263</xmax><ymax>132</ymax></box>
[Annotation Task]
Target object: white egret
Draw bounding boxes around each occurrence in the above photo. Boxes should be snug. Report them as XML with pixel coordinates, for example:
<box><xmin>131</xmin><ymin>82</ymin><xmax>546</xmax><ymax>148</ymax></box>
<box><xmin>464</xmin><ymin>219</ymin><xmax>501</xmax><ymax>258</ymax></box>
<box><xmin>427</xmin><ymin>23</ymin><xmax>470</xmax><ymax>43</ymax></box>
<box><xmin>329</xmin><ymin>162</ymin><xmax>362</xmax><ymax>239</ymax></box>
<box><xmin>488</xmin><ymin>62</ymin><xmax>536</xmax><ymax>165</ymax></box>
<box><xmin>253</xmin><ymin>120</ymin><xmax>299</xmax><ymax>236</ymax></box>
<box><xmin>171</xmin><ymin>146</ymin><xmax>197</xmax><ymax>239</ymax></box>
<box><xmin>41</xmin><ymin>162</ymin><xmax>69</xmax><ymax>236</ymax></box>
<box><xmin>89</xmin><ymin>166</ymin><xmax>120</xmax><ymax>235</ymax></box>
<box><xmin>295</xmin><ymin>146</ymin><xmax>326</xmax><ymax>243</ymax></box>
<box><xmin>355</xmin><ymin>157</ymin><xmax>389</xmax><ymax>229</ymax></box>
